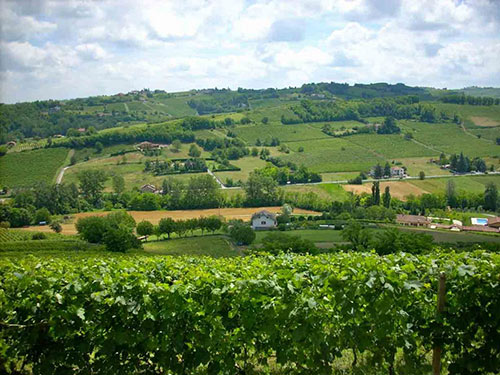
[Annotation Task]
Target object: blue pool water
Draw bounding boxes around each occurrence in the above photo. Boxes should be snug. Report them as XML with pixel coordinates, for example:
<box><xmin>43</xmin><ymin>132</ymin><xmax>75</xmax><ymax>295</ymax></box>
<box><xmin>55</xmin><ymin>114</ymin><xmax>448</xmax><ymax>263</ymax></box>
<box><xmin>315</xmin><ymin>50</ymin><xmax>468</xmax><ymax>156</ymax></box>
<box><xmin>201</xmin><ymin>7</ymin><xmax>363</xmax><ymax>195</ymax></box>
<box><xmin>476</xmin><ymin>218</ymin><xmax>488</xmax><ymax>225</ymax></box>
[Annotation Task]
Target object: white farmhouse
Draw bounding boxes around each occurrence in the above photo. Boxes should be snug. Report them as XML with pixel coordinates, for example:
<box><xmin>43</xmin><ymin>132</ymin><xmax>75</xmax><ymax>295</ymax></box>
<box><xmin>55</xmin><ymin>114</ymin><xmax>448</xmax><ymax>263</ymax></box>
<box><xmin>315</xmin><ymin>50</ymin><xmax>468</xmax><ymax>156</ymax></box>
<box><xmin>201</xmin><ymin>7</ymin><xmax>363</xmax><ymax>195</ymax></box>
<box><xmin>251</xmin><ymin>210</ymin><xmax>277</xmax><ymax>230</ymax></box>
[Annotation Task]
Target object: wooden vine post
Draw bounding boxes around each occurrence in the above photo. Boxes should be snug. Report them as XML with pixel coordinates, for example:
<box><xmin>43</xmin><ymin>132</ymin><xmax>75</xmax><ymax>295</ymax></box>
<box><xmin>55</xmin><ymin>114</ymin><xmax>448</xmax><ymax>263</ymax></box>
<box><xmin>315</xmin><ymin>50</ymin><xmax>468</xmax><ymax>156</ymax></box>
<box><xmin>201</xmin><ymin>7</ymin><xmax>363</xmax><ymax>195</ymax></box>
<box><xmin>432</xmin><ymin>272</ymin><xmax>446</xmax><ymax>375</ymax></box>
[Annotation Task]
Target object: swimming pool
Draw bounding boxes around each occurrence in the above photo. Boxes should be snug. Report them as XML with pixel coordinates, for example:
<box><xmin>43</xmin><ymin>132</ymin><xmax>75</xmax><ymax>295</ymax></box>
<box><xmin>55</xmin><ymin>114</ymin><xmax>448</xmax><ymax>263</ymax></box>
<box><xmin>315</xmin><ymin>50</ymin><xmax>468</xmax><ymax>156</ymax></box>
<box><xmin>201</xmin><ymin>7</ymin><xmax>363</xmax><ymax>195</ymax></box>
<box><xmin>471</xmin><ymin>218</ymin><xmax>488</xmax><ymax>226</ymax></box>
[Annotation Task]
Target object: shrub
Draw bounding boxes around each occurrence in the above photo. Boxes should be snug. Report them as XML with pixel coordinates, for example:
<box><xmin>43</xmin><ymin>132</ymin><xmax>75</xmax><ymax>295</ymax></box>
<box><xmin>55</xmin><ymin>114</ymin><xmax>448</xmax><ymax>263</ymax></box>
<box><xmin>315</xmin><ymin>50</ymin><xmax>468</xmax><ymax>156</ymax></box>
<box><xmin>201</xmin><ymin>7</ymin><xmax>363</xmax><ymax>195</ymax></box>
<box><xmin>31</xmin><ymin>232</ymin><xmax>47</xmax><ymax>240</ymax></box>
<box><xmin>229</xmin><ymin>223</ymin><xmax>255</xmax><ymax>245</ymax></box>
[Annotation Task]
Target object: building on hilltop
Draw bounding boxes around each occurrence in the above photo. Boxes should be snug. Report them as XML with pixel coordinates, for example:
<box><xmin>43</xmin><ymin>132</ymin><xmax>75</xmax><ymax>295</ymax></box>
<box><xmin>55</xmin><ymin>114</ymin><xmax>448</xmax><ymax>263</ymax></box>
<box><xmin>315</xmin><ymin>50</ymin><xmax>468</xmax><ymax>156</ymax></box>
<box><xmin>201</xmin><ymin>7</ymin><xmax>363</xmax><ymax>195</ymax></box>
<box><xmin>251</xmin><ymin>210</ymin><xmax>277</xmax><ymax>230</ymax></box>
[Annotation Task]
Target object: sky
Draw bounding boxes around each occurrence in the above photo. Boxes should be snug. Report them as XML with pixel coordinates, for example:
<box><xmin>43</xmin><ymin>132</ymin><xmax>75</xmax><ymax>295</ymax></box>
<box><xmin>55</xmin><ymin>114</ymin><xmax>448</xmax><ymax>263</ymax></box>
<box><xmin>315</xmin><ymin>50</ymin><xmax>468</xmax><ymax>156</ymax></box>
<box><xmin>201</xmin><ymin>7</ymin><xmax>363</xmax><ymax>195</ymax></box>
<box><xmin>1</xmin><ymin>0</ymin><xmax>499</xmax><ymax>103</ymax></box>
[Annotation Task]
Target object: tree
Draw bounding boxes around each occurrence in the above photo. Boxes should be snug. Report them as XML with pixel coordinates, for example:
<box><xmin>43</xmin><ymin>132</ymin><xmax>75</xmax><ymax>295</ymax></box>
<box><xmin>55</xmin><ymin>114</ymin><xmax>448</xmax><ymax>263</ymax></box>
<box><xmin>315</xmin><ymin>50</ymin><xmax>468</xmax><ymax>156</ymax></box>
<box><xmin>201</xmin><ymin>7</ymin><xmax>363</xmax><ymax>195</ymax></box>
<box><xmin>112</xmin><ymin>175</ymin><xmax>125</xmax><ymax>194</ymax></box>
<box><xmin>76</xmin><ymin>216</ymin><xmax>109</xmax><ymax>243</ymax></box>
<box><xmin>34</xmin><ymin>208</ymin><xmax>52</xmax><ymax>224</ymax></box>
<box><xmin>184</xmin><ymin>175</ymin><xmax>221</xmax><ymax>209</ymax></box>
<box><xmin>136</xmin><ymin>220</ymin><xmax>154</xmax><ymax>241</ymax></box>
<box><xmin>383</xmin><ymin>162</ymin><xmax>391</xmax><ymax>177</ymax></box>
<box><xmin>373</xmin><ymin>164</ymin><xmax>383</xmax><ymax>179</ymax></box>
<box><xmin>446</xmin><ymin>180</ymin><xmax>457</xmax><ymax>207</ymax></box>
<box><xmin>103</xmin><ymin>226</ymin><xmax>139</xmax><ymax>252</ymax></box>
<box><xmin>78</xmin><ymin>170</ymin><xmax>108</xmax><ymax>206</ymax></box>
<box><xmin>70</xmin><ymin>154</ymin><xmax>77</xmax><ymax>166</ymax></box>
<box><xmin>341</xmin><ymin>221</ymin><xmax>372</xmax><ymax>251</ymax></box>
<box><xmin>174</xmin><ymin>220</ymin><xmax>187</xmax><ymax>237</ymax></box>
<box><xmin>229</xmin><ymin>222</ymin><xmax>256</xmax><ymax>245</ymax></box>
<box><xmin>261</xmin><ymin>117</ymin><xmax>269</xmax><ymax>124</ymax></box>
<box><xmin>206</xmin><ymin>216</ymin><xmax>222</xmax><ymax>234</ymax></box>
<box><xmin>377</xmin><ymin>116</ymin><xmax>400</xmax><ymax>134</ymax></box>
<box><xmin>9</xmin><ymin>208</ymin><xmax>32</xmax><ymax>228</ymax></box>
<box><xmin>382</xmin><ymin>186</ymin><xmax>391</xmax><ymax>208</ymax></box>
<box><xmin>185</xmin><ymin>218</ymin><xmax>199</xmax><ymax>236</ymax></box>
<box><xmin>484</xmin><ymin>183</ymin><xmax>498</xmax><ymax>211</ymax></box>
<box><xmin>371</xmin><ymin>181</ymin><xmax>380</xmax><ymax>205</ymax></box>
<box><xmin>50</xmin><ymin>220</ymin><xmax>63</xmax><ymax>233</ymax></box>
<box><xmin>244</xmin><ymin>172</ymin><xmax>281</xmax><ymax>206</ymax></box>
<box><xmin>188</xmin><ymin>144</ymin><xmax>201</xmax><ymax>157</ymax></box>
<box><xmin>172</xmin><ymin>139</ymin><xmax>182</xmax><ymax>152</ymax></box>
<box><xmin>419</xmin><ymin>171</ymin><xmax>425</xmax><ymax>180</ymax></box>
<box><xmin>95</xmin><ymin>141</ymin><xmax>104</xmax><ymax>153</ymax></box>
<box><xmin>158</xmin><ymin>217</ymin><xmax>176</xmax><ymax>239</ymax></box>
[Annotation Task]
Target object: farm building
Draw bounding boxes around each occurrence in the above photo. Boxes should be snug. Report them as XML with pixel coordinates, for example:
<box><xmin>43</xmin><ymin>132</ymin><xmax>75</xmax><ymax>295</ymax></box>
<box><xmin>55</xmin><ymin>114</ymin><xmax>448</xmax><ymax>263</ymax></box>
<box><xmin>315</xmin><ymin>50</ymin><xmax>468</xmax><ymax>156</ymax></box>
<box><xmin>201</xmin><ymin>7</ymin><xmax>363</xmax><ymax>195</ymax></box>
<box><xmin>251</xmin><ymin>210</ymin><xmax>277</xmax><ymax>230</ymax></box>
<box><xmin>77</xmin><ymin>128</ymin><xmax>86</xmax><ymax>133</ymax></box>
<box><xmin>460</xmin><ymin>225</ymin><xmax>499</xmax><ymax>233</ymax></box>
<box><xmin>391</xmin><ymin>166</ymin><xmax>405</xmax><ymax>177</ymax></box>
<box><xmin>396</xmin><ymin>214</ymin><xmax>430</xmax><ymax>227</ymax></box>
<box><xmin>6</xmin><ymin>141</ymin><xmax>16</xmax><ymax>147</ymax></box>
<box><xmin>137</xmin><ymin>141</ymin><xmax>160</xmax><ymax>151</ymax></box>
<box><xmin>140</xmin><ymin>184</ymin><xmax>159</xmax><ymax>194</ymax></box>
<box><xmin>487</xmin><ymin>217</ymin><xmax>500</xmax><ymax>228</ymax></box>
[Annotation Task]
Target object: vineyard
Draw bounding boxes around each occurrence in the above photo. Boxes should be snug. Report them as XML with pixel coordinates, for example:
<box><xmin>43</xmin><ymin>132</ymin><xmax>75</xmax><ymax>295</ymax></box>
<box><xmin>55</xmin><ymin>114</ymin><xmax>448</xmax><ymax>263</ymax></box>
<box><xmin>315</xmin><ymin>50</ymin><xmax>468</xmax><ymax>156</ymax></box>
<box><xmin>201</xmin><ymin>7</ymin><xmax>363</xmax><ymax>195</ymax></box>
<box><xmin>0</xmin><ymin>239</ymin><xmax>101</xmax><ymax>253</ymax></box>
<box><xmin>0</xmin><ymin>251</ymin><xmax>498</xmax><ymax>374</ymax></box>
<box><xmin>0</xmin><ymin>229</ymin><xmax>72</xmax><ymax>243</ymax></box>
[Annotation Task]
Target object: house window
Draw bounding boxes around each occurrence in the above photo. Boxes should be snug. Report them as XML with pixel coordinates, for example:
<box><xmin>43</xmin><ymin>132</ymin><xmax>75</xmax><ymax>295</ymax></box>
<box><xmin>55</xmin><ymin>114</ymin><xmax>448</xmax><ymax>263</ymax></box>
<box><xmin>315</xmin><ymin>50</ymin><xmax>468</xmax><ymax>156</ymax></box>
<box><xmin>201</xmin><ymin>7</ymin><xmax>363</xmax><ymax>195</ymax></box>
<box><xmin>261</xmin><ymin>221</ymin><xmax>266</xmax><ymax>225</ymax></box>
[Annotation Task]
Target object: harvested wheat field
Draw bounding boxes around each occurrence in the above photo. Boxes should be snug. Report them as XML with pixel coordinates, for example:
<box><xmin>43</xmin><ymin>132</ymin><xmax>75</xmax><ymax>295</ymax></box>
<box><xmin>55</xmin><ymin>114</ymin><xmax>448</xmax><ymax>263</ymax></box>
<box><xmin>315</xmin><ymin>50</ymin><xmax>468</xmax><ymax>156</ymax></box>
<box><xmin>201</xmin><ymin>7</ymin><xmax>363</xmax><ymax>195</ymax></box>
<box><xmin>20</xmin><ymin>207</ymin><xmax>319</xmax><ymax>235</ymax></box>
<box><xmin>470</xmin><ymin>116</ymin><xmax>500</xmax><ymax>127</ymax></box>
<box><xmin>343</xmin><ymin>181</ymin><xmax>429</xmax><ymax>200</ymax></box>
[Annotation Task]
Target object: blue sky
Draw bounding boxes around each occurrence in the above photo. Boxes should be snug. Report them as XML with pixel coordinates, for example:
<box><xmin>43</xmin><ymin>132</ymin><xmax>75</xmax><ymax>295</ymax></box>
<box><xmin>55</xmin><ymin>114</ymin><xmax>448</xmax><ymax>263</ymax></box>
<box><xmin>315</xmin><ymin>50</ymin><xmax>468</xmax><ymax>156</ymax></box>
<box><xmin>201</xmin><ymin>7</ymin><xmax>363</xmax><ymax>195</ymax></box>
<box><xmin>1</xmin><ymin>0</ymin><xmax>499</xmax><ymax>103</ymax></box>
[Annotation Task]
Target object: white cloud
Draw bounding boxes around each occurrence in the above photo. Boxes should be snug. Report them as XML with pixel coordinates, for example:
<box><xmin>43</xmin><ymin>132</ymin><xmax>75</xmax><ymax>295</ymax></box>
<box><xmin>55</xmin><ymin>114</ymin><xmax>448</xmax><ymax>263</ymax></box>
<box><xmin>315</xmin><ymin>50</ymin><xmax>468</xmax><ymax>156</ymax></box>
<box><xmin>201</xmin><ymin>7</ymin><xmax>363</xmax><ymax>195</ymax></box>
<box><xmin>75</xmin><ymin>43</ymin><xmax>110</xmax><ymax>60</ymax></box>
<box><xmin>0</xmin><ymin>0</ymin><xmax>499</xmax><ymax>103</ymax></box>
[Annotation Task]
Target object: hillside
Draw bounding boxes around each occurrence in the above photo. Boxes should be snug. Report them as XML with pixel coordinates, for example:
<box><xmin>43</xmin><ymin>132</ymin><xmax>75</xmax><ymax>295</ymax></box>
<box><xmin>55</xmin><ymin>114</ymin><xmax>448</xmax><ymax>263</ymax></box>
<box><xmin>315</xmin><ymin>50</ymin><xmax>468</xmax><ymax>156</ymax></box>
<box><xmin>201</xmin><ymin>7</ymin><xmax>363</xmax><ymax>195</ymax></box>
<box><xmin>2</xmin><ymin>82</ymin><xmax>499</xmax><ymax>201</ymax></box>
<box><xmin>3</xmin><ymin>82</ymin><xmax>499</xmax><ymax>144</ymax></box>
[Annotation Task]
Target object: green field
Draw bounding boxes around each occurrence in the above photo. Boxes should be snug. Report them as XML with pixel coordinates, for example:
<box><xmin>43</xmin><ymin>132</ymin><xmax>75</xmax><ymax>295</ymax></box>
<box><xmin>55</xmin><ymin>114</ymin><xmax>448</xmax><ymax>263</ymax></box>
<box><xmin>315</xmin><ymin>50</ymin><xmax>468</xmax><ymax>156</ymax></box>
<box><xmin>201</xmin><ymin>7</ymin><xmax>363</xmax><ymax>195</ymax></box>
<box><xmin>409</xmin><ymin>174</ymin><xmax>500</xmax><ymax>194</ymax></box>
<box><xmin>255</xmin><ymin>227</ymin><xmax>500</xmax><ymax>246</ymax></box>
<box><xmin>0</xmin><ymin>148</ymin><xmax>69</xmax><ymax>187</ymax></box>
<box><xmin>234</xmin><ymin>122</ymin><xmax>329</xmax><ymax>144</ymax></box>
<box><xmin>143</xmin><ymin>235</ymin><xmax>238</xmax><ymax>257</ymax></box>
<box><xmin>399</xmin><ymin>120</ymin><xmax>500</xmax><ymax>157</ymax></box>
<box><xmin>255</xmin><ymin>229</ymin><xmax>345</xmax><ymax>244</ymax></box>
<box><xmin>282</xmin><ymin>137</ymin><xmax>384</xmax><ymax>173</ymax></box>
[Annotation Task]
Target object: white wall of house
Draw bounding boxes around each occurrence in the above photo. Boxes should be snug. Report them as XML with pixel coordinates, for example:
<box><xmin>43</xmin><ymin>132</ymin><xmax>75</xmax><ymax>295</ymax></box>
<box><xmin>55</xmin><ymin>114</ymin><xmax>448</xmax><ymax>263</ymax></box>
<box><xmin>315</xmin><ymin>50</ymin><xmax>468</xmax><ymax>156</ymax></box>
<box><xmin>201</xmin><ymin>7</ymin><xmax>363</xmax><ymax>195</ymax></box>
<box><xmin>251</xmin><ymin>215</ymin><xmax>276</xmax><ymax>229</ymax></box>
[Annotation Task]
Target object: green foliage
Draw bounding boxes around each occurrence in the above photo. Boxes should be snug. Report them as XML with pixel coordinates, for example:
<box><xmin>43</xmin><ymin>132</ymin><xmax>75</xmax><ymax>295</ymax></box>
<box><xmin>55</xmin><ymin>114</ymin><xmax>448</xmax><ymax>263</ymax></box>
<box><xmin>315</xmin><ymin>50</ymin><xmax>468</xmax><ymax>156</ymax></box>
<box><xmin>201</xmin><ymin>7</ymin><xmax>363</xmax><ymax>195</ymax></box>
<box><xmin>228</xmin><ymin>222</ymin><xmax>255</xmax><ymax>245</ymax></box>
<box><xmin>75</xmin><ymin>211</ymin><xmax>136</xmax><ymax>251</ymax></box>
<box><xmin>244</xmin><ymin>171</ymin><xmax>282</xmax><ymax>206</ymax></box>
<box><xmin>2</xmin><ymin>251</ymin><xmax>497</xmax><ymax>373</ymax></box>
<box><xmin>136</xmin><ymin>221</ymin><xmax>154</xmax><ymax>238</ymax></box>
<box><xmin>34</xmin><ymin>208</ymin><xmax>52</xmax><ymax>224</ymax></box>
<box><xmin>50</xmin><ymin>221</ymin><xmax>63</xmax><ymax>233</ymax></box>
<box><xmin>78</xmin><ymin>169</ymin><xmax>108</xmax><ymax>206</ymax></box>
<box><xmin>484</xmin><ymin>182</ymin><xmax>498</xmax><ymax>211</ymax></box>
<box><xmin>259</xmin><ymin>231</ymin><xmax>318</xmax><ymax>254</ymax></box>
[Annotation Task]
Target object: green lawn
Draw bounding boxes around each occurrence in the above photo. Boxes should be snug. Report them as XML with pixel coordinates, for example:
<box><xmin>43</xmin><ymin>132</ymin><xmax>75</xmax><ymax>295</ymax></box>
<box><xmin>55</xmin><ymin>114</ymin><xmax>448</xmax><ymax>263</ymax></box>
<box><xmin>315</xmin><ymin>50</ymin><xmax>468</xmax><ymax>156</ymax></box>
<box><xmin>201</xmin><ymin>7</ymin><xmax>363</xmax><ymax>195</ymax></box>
<box><xmin>143</xmin><ymin>235</ymin><xmax>238</xmax><ymax>257</ymax></box>
<box><xmin>0</xmin><ymin>148</ymin><xmax>69</xmax><ymax>188</ymax></box>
